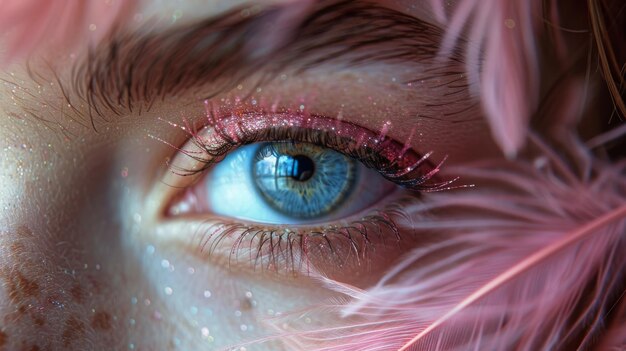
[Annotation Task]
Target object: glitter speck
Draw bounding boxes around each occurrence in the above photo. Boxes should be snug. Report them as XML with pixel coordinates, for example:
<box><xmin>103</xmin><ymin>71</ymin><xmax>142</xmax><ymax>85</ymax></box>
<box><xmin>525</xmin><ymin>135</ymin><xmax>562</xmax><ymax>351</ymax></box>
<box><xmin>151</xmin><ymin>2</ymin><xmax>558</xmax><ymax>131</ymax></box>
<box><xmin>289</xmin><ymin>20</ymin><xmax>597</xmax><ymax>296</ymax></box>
<box><xmin>131</xmin><ymin>297</ymin><xmax>138</xmax><ymax>305</ymax></box>
<box><xmin>187</xmin><ymin>267</ymin><xmax>195</xmax><ymax>274</ymax></box>
<box><xmin>129</xmin><ymin>343</ymin><xmax>135</xmax><ymax>350</ymax></box>
<box><xmin>245</xmin><ymin>291</ymin><xmax>253</xmax><ymax>298</ymax></box>
<box><xmin>89</xmin><ymin>24</ymin><xmax>97</xmax><ymax>31</ymax></box>
<box><xmin>161</xmin><ymin>259</ymin><xmax>170</xmax><ymax>268</ymax></box>
<box><xmin>203</xmin><ymin>290</ymin><xmax>212</xmax><ymax>298</ymax></box>
<box><xmin>129</xmin><ymin>318</ymin><xmax>136</xmax><ymax>326</ymax></box>
<box><xmin>190</xmin><ymin>306</ymin><xmax>198</xmax><ymax>315</ymax></box>
<box><xmin>235</xmin><ymin>310</ymin><xmax>242</xmax><ymax>317</ymax></box>
<box><xmin>121</xmin><ymin>167</ymin><xmax>129</xmax><ymax>178</ymax></box>
<box><xmin>240</xmin><ymin>324</ymin><xmax>248</xmax><ymax>331</ymax></box>
<box><xmin>146</xmin><ymin>245</ymin><xmax>155</xmax><ymax>255</ymax></box>
<box><xmin>201</xmin><ymin>327</ymin><xmax>210</xmax><ymax>337</ymax></box>
<box><xmin>164</xmin><ymin>286</ymin><xmax>173</xmax><ymax>295</ymax></box>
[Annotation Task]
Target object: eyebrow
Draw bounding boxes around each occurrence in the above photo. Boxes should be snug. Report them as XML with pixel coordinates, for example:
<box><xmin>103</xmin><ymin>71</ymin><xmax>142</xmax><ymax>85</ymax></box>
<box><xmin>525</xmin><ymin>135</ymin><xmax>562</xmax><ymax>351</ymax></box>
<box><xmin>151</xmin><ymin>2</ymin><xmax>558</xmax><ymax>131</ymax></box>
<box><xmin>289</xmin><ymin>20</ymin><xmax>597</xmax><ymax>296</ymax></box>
<box><xmin>67</xmin><ymin>0</ymin><xmax>458</xmax><ymax>123</ymax></box>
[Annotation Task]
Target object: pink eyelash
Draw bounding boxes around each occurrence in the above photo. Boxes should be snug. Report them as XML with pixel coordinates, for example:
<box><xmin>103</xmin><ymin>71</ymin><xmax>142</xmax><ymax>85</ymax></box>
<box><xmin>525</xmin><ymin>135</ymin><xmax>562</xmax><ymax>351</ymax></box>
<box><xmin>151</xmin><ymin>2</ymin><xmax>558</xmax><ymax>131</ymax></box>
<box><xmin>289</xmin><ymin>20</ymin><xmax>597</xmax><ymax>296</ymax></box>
<box><xmin>154</xmin><ymin>101</ymin><xmax>456</xmax><ymax>191</ymax></box>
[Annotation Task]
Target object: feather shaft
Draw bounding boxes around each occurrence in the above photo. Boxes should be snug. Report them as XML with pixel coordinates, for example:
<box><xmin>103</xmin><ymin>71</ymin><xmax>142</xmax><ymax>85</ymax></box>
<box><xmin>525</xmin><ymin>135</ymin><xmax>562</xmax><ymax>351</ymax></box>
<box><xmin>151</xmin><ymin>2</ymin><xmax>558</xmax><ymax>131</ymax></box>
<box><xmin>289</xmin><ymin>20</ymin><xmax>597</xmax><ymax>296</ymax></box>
<box><xmin>397</xmin><ymin>204</ymin><xmax>626</xmax><ymax>351</ymax></box>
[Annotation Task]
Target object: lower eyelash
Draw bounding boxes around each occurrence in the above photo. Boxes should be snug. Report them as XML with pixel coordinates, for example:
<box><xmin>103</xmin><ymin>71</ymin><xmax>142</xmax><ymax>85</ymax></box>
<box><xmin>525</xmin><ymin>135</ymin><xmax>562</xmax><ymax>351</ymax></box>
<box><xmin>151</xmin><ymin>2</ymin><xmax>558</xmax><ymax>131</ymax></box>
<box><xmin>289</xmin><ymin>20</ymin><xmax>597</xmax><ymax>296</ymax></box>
<box><xmin>153</xmin><ymin>107</ymin><xmax>464</xmax><ymax>272</ymax></box>
<box><xmin>188</xmin><ymin>197</ymin><xmax>414</xmax><ymax>274</ymax></box>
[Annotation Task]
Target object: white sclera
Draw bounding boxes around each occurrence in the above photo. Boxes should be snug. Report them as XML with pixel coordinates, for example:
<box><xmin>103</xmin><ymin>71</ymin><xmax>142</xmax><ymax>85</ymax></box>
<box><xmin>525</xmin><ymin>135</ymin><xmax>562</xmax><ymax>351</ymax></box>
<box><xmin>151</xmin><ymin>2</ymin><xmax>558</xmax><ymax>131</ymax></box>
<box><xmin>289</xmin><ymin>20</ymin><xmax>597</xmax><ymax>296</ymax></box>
<box><xmin>204</xmin><ymin>143</ymin><xmax>395</xmax><ymax>224</ymax></box>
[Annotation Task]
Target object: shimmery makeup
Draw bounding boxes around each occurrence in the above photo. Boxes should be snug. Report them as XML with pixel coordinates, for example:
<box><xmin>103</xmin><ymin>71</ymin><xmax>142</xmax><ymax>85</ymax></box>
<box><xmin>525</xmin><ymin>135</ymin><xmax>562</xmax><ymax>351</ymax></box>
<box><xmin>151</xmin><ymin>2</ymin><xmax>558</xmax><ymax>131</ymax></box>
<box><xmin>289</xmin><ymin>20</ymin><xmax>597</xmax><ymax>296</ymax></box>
<box><xmin>160</xmin><ymin>102</ymin><xmax>454</xmax><ymax>192</ymax></box>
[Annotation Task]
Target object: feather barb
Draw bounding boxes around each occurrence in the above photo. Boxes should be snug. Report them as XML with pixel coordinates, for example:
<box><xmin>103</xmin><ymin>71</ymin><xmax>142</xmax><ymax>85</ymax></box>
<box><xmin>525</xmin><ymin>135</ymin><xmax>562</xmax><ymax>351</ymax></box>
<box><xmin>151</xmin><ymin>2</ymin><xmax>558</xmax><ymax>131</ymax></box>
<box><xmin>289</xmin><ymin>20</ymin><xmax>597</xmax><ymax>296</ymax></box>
<box><xmin>397</xmin><ymin>204</ymin><xmax>626</xmax><ymax>351</ymax></box>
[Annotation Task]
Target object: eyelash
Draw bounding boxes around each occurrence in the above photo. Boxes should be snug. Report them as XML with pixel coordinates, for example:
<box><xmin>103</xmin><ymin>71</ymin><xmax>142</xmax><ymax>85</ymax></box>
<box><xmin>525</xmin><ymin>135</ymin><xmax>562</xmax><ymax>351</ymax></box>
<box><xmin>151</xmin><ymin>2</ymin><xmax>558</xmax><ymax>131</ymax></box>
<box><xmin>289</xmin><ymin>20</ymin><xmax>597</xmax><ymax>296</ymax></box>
<box><xmin>157</xmin><ymin>104</ymin><xmax>458</xmax><ymax>273</ymax></box>
<box><xmin>191</xmin><ymin>201</ymin><xmax>412</xmax><ymax>273</ymax></box>
<box><xmin>160</xmin><ymin>105</ymin><xmax>456</xmax><ymax>192</ymax></box>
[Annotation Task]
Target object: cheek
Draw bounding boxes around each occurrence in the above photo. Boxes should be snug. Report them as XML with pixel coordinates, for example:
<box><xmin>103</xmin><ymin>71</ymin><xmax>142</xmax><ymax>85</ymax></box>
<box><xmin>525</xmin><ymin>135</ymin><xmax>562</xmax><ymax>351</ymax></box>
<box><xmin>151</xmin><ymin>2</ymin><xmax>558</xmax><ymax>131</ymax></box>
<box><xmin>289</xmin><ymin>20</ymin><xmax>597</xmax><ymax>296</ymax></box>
<box><xmin>0</xmin><ymin>224</ymin><xmax>166</xmax><ymax>350</ymax></box>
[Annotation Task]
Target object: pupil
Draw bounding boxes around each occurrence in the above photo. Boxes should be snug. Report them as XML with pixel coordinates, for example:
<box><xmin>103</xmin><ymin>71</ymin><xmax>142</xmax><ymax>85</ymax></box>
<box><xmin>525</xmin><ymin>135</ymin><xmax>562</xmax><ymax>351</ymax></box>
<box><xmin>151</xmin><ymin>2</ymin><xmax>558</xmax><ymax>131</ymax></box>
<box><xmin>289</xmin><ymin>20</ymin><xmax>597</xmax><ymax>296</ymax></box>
<box><xmin>290</xmin><ymin>155</ymin><xmax>315</xmax><ymax>181</ymax></box>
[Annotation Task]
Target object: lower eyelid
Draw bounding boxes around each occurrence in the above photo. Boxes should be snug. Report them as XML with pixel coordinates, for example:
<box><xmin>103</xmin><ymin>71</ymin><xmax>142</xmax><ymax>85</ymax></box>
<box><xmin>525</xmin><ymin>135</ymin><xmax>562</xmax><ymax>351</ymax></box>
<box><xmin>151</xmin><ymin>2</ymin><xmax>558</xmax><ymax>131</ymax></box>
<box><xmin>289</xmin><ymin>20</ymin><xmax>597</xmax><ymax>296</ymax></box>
<box><xmin>149</xmin><ymin>193</ymin><xmax>420</xmax><ymax>281</ymax></box>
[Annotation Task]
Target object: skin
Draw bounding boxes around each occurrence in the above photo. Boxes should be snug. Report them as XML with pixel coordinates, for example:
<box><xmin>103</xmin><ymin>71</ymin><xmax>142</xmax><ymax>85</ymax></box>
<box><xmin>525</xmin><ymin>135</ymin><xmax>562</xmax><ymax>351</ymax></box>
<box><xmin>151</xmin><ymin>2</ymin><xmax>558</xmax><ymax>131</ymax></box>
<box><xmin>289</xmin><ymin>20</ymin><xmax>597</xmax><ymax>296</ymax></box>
<box><xmin>0</xmin><ymin>1</ymin><xmax>502</xmax><ymax>350</ymax></box>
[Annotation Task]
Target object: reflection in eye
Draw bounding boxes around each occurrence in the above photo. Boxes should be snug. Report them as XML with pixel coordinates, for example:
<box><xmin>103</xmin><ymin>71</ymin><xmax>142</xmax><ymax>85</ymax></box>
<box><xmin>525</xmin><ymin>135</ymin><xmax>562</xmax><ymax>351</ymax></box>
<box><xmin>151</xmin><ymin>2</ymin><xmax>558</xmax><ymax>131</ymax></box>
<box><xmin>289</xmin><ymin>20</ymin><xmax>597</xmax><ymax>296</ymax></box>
<box><xmin>172</xmin><ymin>141</ymin><xmax>395</xmax><ymax>224</ymax></box>
<box><xmin>253</xmin><ymin>142</ymin><xmax>356</xmax><ymax>219</ymax></box>
<box><xmin>161</xmin><ymin>111</ymin><xmax>449</xmax><ymax>225</ymax></box>
<box><xmin>154</xmin><ymin>110</ymin><xmax>458</xmax><ymax>274</ymax></box>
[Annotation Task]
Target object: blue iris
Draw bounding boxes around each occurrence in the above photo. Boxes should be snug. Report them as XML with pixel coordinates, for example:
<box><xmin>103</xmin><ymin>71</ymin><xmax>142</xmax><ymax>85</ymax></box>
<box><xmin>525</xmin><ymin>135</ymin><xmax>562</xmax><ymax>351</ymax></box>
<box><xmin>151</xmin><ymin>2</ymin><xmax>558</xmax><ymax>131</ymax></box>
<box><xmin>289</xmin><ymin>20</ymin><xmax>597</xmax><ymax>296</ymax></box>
<box><xmin>253</xmin><ymin>142</ymin><xmax>357</xmax><ymax>219</ymax></box>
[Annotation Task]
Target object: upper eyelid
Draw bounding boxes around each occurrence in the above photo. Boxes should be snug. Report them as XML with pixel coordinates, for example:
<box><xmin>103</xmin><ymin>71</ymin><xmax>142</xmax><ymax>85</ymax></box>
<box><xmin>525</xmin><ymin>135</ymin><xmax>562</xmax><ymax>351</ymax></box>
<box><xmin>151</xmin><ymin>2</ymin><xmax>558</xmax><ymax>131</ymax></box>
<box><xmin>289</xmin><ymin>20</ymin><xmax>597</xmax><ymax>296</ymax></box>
<box><xmin>69</xmin><ymin>0</ymin><xmax>452</xmax><ymax>121</ymax></box>
<box><xmin>159</xmin><ymin>109</ymin><xmax>450</xmax><ymax>192</ymax></box>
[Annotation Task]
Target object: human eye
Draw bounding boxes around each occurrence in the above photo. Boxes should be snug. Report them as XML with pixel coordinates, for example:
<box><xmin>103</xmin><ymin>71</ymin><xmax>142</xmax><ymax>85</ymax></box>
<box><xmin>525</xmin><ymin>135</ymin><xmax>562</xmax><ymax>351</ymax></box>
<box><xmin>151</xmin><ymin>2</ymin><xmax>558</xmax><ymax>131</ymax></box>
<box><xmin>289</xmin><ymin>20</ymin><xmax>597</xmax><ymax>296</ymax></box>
<box><xmin>172</xmin><ymin>140</ymin><xmax>395</xmax><ymax>224</ymax></box>
<box><xmin>7</xmin><ymin>0</ymin><xmax>624</xmax><ymax>350</ymax></box>
<box><xmin>149</xmin><ymin>107</ymin><xmax>449</xmax><ymax>275</ymax></box>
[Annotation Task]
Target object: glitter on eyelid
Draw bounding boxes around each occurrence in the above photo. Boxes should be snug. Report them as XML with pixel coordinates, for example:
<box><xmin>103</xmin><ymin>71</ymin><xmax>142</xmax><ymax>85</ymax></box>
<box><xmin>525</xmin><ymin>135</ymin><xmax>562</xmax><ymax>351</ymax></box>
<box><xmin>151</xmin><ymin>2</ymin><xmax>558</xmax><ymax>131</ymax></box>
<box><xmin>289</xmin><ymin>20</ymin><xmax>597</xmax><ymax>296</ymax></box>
<box><xmin>164</xmin><ymin>286</ymin><xmax>173</xmax><ymax>295</ymax></box>
<box><xmin>203</xmin><ymin>290</ymin><xmax>212</xmax><ymax>298</ymax></box>
<box><xmin>161</xmin><ymin>259</ymin><xmax>170</xmax><ymax>268</ymax></box>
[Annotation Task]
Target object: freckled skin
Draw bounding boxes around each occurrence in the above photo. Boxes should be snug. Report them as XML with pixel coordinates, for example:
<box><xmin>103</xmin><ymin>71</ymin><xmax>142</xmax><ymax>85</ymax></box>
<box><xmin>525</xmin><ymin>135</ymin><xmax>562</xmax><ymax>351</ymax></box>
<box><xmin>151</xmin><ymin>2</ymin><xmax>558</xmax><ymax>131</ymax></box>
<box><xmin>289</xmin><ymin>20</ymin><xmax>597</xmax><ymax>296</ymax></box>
<box><xmin>0</xmin><ymin>112</ymin><xmax>193</xmax><ymax>349</ymax></box>
<box><xmin>0</xmin><ymin>1</ymin><xmax>509</xmax><ymax>349</ymax></box>
<box><xmin>0</xmin><ymin>222</ymin><xmax>167</xmax><ymax>350</ymax></box>
<box><xmin>0</xmin><ymin>330</ymin><xmax>7</xmax><ymax>348</ymax></box>
<box><xmin>92</xmin><ymin>312</ymin><xmax>112</xmax><ymax>330</ymax></box>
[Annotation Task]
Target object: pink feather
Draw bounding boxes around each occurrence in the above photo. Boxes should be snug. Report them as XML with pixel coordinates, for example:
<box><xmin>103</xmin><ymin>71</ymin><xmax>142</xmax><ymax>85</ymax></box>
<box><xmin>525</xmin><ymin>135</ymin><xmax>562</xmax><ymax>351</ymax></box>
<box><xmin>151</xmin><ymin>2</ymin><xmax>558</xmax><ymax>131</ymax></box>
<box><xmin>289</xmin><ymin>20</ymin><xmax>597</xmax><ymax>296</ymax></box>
<box><xmin>254</xmin><ymin>140</ymin><xmax>626</xmax><ymax>350</ymax></box>
<box><xmin>434</xmin><ymin>0</ymin><xmax>542</xmax><ymax>157</ymax></box>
